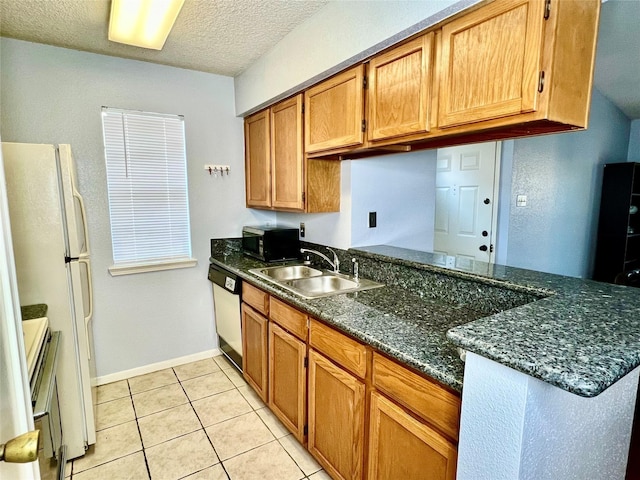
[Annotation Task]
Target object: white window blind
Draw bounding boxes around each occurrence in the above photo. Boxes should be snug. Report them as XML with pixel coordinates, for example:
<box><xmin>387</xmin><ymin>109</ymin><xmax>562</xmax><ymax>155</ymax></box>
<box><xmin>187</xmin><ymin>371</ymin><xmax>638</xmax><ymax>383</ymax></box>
<box><xmin>102</xmin><ymin>107</ymin><xmax>193</xmax><ymax>270</ymax></box>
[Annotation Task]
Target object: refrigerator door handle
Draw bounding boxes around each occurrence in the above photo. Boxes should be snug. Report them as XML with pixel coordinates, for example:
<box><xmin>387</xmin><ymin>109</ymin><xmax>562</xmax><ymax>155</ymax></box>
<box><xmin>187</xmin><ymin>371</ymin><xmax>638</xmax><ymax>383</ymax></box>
<box><xmin>73</xmin><ymin>189</ymin><xmax>91</xmax><ymax>256</ymax></box>
<box><xmin>77</xmin><ymin>256</ymin><xmax>93</xmax><ymax>360</ymax></box>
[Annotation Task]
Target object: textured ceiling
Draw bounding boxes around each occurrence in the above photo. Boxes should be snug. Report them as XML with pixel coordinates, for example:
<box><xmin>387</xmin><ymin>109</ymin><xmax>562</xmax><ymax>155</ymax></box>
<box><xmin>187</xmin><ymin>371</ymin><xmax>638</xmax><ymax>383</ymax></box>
<box><xmin>0</xmin><ymin>0</ymin><xmax>329</xmax><ymax>77</ymax></box>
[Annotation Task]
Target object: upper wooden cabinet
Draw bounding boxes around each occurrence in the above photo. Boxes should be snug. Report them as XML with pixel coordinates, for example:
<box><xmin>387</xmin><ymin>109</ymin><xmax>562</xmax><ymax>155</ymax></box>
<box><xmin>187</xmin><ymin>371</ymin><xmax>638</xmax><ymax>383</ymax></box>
<box><xmin>305</xmin><ymin>65</ymin><xmax>365</xmax><ymax>154</ymax></box>
<box><xmin>367</xmin><ymin>33</ymin><xmax>434</xmax><ymax>142</ymax></box>
<box><xmin>271</xmin><ymin>95</ymin><xmax>304</xmax><ymax>210</ymax></box>
<box><xmin>245</xmin><ymin>95</ymin><xmax>303</xmax><ymax>211</ymax></box>
<box><xmin>244</xmin><ymin>109</ymin><xmax>271</xmax><ymax>207</ymax></box>
<box><xmin>438</xmin><ymin>0</ymin><xmax>545</xmax><ymax>128</ymax></box>
<box><xmin>244</xmin><ymin>95</ymin><xmax>340</xmax><ymax>212</ymax></box>
<box><xmin>437</xmin><ymin>0</ymin><xmax>599</xmax><ymax>134</ymax></box>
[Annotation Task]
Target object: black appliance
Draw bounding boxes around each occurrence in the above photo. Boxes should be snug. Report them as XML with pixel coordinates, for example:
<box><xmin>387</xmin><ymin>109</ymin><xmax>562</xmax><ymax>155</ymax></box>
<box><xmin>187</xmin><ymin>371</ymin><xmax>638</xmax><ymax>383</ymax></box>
<box><xmin>242</xmin><ymin>226</ymin><xmax>300</xmax><ymax>262</ymax></box>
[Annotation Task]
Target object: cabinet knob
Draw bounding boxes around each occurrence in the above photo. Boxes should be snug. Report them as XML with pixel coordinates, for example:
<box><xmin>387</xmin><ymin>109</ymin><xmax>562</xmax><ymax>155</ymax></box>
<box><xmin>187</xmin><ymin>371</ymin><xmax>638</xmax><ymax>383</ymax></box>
<box><xmin>482</xmin><ymin>230</ymin><xmax>488</xmax><ymax>237</ymax></box>
<box><xmin>479</xmin><ymin>245</ymin><xmax>488</xmax><ymax>252</ymax></box>
<box><xmin>483</xmin><ymin>198</ymin><xmax>491</xmax><ymax>205</ymax></box>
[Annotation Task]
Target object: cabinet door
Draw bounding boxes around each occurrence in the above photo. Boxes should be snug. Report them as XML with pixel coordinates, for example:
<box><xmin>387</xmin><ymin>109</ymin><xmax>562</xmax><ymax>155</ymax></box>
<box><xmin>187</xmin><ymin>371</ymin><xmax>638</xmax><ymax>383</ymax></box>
<box><xmin>268</xmin><ymin>322</ymin><xmax>307</xmax><ymax>442</ymax></box>
<box><xmin>271</xmin><ymin>95</ymin><xmax>304</xmax><ymax>210</ymax></box>
<box><xmin>367</xmin><ymin>33</ymin><xmax>434</xmax><ymax>141</ymax></box>
<box><xmin>308</xmin><ymin>349</ymin><xmax>365</xmax><ymax>480</ymax></box>
<box><xmin>244</xmin><ymin>110</ymin><xmax>272</xmax><ymax>207</ymax></box>
<box><xmin>438</xmin><ymin>0</ymin><xmax>545</xmax><ymax>128</ymax></box>
<box><xmin>368</xmin><ymin>392</ymin><xmax>457</xmax><ymax>480</ymax></box>
<box><xmin>241</xmin><ymin>304</ymin><xmax>268</xmax><ymax>402</ymax></box>
<box><xmin>305</xmin><ymin>65</ymin><xmax>365</xmax><ymax>154</ymax></box>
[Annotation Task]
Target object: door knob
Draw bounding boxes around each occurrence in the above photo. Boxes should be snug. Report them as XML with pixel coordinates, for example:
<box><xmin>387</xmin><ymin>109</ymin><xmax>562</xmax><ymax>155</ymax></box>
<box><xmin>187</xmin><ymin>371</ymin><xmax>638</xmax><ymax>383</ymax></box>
<box><xmin>483</xmin><ymin>198</ymin><xmax>491</xmax><ymax>205</ymax></box>
<box><xmin>479</xmin><ymin>245</ymin><xmax>488</xmax><ymax>252</ymax></box>
<box><xmin>0</xmin><ymin>430</ymin><xmax>40</xmax><ymax>463</ymax></box>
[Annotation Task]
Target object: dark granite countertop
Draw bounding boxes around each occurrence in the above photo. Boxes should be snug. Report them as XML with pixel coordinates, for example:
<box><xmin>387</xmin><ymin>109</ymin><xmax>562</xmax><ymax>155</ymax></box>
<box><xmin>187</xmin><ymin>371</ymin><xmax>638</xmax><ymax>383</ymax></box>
<box><xmin>354</xmin><ymin>245</ymin><xmax>640</xmax><ymax>398</ymax></box>
<box><xmin>21</xmin><ymin>304</ymin><xmax>48</xmax><ymax>320</ymax></box>
<box><xmin>210</xmin><ymin>239</ymin><xmax>640</xmax><ymax>397</ymax></box>
<box><xmin>210</xmin><ymin>244</ymin><xmax>474</xmax><ymax>393</ymax></box>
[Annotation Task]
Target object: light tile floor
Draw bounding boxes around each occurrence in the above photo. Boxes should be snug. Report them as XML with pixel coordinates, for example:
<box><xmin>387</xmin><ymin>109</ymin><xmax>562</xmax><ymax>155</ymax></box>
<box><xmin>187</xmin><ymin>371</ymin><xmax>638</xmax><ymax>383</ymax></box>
<box><xmin>63</xmin><ymin>355</ymin><xmax>331</xmax><ymax>480</ymax></box>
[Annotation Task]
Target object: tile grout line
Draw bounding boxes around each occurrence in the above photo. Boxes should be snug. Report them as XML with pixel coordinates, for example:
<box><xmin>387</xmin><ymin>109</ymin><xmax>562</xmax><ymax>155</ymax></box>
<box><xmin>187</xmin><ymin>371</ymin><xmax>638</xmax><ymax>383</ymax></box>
<box><xmin>88</xmin><ymin>357</ymin><xmax>322</xmax><ymax>480</ymax></box>
<box><xmin>128</xmin><ymin>378</ymin><xmax>154</xmax><ymax>480</ymax></box>
<box><xmin>174</xmin><ymin>362</ymin><xmax>231</xmax><ymax>480</ymax></box>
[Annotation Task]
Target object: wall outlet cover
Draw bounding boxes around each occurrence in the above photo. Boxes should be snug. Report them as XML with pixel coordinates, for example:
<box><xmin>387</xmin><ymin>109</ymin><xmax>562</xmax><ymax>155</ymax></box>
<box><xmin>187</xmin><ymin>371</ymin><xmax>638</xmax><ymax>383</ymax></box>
<box><xmin>369</xmin><ymin>211</ymin><xmax>377</xmax><ymax>228</ymax></box>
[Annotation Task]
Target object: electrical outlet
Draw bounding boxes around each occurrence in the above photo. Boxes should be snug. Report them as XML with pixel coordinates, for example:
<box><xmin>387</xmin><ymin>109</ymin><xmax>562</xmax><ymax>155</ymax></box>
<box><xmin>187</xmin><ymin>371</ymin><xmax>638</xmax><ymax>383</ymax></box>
<box><xmin>300</xmin><ymin>222</ymin><xmax>305</xmax><ymax>238</ymax></box>
<box><xmin>369</xmin><ymin>211</ymin><xmax>377</xmax><ymax>228</ymax></box>
<box><xmin>516</xmin><ymin>195</ymin><xmax>527</xmax><ymax>207</ymax></box>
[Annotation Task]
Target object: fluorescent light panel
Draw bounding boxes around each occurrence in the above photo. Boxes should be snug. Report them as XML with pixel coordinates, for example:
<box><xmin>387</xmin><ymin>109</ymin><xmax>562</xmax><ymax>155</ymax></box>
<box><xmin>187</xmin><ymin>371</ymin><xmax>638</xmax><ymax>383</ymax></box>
<box><xmin>109</xmin><ymin>0</ymin><xmax>185</xmax><ymax>50</ymax></box>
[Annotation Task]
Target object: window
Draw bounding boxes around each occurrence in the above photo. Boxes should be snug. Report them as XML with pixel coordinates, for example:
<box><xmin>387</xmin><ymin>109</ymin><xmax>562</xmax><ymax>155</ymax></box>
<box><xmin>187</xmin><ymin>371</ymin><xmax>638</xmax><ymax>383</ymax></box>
<box><xmin>101</xmin><ymin>107</ymin><xmax>195</xmax><ymax>275</ymax></box>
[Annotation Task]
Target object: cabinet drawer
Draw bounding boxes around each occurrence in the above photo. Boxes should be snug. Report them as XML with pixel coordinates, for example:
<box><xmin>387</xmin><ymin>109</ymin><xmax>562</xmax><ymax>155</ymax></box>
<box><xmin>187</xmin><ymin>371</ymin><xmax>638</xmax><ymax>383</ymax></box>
<box><xmin>372</xmin><ymin>353</ymin><xmax>461</xmax><ymax>441</ymax></box>
<box><xmin>270</xmin><ymin>297</ymin><xmax>308</xmax><ymax>341</ymax></box>
<box><xmin>242</xmin><ymin>282</ymin><xmax>269</xmax><ymax>315</ymax></box>
<box><xmin>309</xmin><ymin>319</ymin><xmax>367</xmax><ymax>379</ymax></box>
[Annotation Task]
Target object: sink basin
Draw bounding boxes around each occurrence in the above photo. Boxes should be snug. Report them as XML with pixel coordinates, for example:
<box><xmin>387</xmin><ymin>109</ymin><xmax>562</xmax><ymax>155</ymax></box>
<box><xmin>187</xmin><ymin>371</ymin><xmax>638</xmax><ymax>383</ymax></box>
<box><xmin>254</xmin><ymin>265</ymin><xmax>323</xmax><ymax>281</ymax></box>
<box><xmin>249</xmin><ymin>265</ymin><xmax>384</xmax><ymax>298</ymax></box>
<box><xmin>289</xmin><ymin>275</ymin><xmax>359</xmax><ymax>295</ymax></box>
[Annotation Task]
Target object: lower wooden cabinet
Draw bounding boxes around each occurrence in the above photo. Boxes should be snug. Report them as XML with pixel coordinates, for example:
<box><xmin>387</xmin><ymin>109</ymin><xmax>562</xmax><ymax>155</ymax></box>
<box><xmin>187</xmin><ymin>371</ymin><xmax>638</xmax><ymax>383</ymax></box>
<box><xmin>367</xmin><ymin>392</ymin><xmax>457</xmax><ymax>480</ymax></box>
<box><xmin>241</xmin><ymin>303</ymin><xmax>268</xmax><ymax>402</ymax></box>
<box><xmin>308</xmin><ymin>349</ymin><xmax>366</xmax><ymax>480</ymax></box>
<box><xmin>268</xmin><ymin>322</ymin><xmax>307</xmax><ymax>442</ymax></box>
<box><xmin>240</xmin><ymin>283</ymin><xmax>461</xmax><ymax>480</ymax></box>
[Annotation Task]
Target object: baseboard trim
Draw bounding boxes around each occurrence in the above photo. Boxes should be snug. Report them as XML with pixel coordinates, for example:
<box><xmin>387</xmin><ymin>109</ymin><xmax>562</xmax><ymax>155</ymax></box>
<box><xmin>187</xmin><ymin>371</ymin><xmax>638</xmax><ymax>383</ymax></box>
<box><xmin>95</xmin><ymin>348</ymin><xmax>221</xmax><ymax>386</ymax></box>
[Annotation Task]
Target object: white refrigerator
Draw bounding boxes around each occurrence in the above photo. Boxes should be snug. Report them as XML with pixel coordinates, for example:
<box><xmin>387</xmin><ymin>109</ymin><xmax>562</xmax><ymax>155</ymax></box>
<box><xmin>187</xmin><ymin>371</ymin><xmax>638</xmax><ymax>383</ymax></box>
<box><xmin>2</xmin><ymin>142</ymin><xmax>96</xmax><ymax>459</ymax></box>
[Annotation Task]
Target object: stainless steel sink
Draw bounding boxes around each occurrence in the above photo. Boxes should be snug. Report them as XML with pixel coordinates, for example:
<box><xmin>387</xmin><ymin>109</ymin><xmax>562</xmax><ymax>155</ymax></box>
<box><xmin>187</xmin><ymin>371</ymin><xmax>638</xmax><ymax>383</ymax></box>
<box><xmin>248</xmin><ymin>265</ymin><xmax>384</xmax><ymax>298</ymax></box>
<box><xmin>289</xmin><ymin>275</ymin><xmax>359</xmax><ymax>295</ymax></box>
<box><xmin>254</xmin><ymin>265</ymin><xmax>323</xmax><ymax>281</ymax></box>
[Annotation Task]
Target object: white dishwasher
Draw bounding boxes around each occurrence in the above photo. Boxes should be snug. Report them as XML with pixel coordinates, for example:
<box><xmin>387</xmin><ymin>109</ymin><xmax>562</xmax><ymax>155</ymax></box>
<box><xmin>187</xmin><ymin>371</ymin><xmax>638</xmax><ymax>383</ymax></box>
<box><xmin>208</xmin><ymin>263</ymin><xmax>242</xmax><ymax>371</ymax></box>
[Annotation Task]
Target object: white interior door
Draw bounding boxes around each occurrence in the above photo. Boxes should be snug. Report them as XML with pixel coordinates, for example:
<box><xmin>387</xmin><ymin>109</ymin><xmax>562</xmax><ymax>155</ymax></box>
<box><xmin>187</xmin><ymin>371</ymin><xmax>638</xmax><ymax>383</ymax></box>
<box><xmin>434</xmin><ymin>142</ymin><xmax>500</xmax><ymax>267</ymax></box>
<box><xmin>0</xmin><ymin>145</ymin><xmax>39</xmax><ymax>479</ymax></box>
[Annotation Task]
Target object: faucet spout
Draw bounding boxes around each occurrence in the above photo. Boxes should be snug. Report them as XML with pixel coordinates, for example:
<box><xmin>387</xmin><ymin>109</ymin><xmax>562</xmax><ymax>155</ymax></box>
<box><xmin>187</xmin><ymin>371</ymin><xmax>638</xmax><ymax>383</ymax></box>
<box><xmin>300</xmin><ymin>247</ymin><xmax>340</xmax><ymax>273</ymax></box>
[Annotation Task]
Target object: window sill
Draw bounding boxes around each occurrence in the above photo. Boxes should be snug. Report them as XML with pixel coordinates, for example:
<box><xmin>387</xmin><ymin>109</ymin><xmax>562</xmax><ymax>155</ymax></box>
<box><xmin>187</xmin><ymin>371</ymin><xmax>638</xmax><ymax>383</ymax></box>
<box><xmin>109</xmin><ymin>258</ymin><xmax>197</xmax><ymax>276</ymax></box>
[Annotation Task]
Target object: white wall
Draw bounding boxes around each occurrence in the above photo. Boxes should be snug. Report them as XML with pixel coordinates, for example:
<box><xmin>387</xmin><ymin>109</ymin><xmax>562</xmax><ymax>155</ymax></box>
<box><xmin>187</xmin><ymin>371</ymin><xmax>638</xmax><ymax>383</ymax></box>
<box><xmin>234</xmin><ymin>0</ymin><xmax>475</xmax><ymax>115</ymax></box>
<box><xmin>506</xmin><ymin>89</ymin><xmax>631</xmax><ymax>278</ymax></box>
<box><xmin>0</xmin><ymin>38</ymin><xmax>275</xmax><ymax>377</ymax></box>
<box><xmin>629</xmin><ymin>119</ymin><xmax>640</xmax><ymax>161</ymax></box>
<box><xmin>458</xmin><ymin>353</ymin><xmax>638</xmax><ymax>480</ymax></box>
<box><xmin>350</xmin><ymin>151</ymin><xmax>436</xmax><ymax>251</ymax></box>
<box><xmin>278</xmin><ymin>151</ymin><xmax>437</xmax><ymax>251</ymax></box>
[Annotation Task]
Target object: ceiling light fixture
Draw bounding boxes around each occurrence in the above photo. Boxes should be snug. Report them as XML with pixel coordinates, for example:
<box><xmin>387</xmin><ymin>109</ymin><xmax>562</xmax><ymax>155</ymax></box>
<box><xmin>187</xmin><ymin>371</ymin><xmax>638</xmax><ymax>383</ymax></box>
<box><xmin>108</xmin><ymin>0</ymin><xmax>185</xmax><ymax>50</ymax></box>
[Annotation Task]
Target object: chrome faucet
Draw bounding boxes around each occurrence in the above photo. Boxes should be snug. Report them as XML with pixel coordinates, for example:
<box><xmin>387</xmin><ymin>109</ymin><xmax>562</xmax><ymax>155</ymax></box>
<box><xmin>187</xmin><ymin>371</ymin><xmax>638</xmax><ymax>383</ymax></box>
<box><xmin>352</xmin><ymin>258</ymin><xmax>359</xmax><ymax>283</ymax></box>
<box><xmin>300</xmin><ymin>247</ymin><xmax>340</xmax><ymax>273</ymax></box>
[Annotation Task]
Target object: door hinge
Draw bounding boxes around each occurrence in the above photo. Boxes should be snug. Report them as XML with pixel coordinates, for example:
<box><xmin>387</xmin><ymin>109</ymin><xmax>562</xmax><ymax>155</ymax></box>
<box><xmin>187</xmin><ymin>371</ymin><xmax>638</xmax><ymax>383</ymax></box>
<box><xmin>538</xmin><ymin>71</ymin><xmax>545</xmax><ymax>93</ymax></box>
<box><xmin>302</xmin><ymin>103</ymin><xmax>305</xmax><ymax>114</ymax></box>
<box><xmin>361</xmin><ymin>119</ymin><xmax>366</xmax><ymax>132</ymax></box>
<box><xmin>490</xmin><ymin>244</ymin><xmax>494</xmax><ymax>253</ymax></box>
<box><xmin>544</xmin><ymin>0</ymin><xmax>551</xmax><ymax>19</ymax></box>
<box><xmin>304</xmin><ymin>356</ymin><xmax>308</xmax><ymax>368</ymax></box>
<box><xmin>363</xmin><ymin>76</ymin><xmax>368</xmax><ymax>89</ymax></box>
<box><xmin>302</xmin><ymin>191</ymin><xmax>306</xmax><ymax>203</ymax></box>
<box><xmin>304</xmin><ymin>425</ymin><xmax>308</xmax><ymax>436</ymax></box>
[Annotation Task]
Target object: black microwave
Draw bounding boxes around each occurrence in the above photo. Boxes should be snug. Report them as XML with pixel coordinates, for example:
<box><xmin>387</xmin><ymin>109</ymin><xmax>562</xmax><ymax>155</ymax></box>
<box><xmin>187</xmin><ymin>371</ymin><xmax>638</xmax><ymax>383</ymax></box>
<box><xmin>242</xmin><ymin>226</ymin><xmax>300</xmax><ymax>262</ymax></box>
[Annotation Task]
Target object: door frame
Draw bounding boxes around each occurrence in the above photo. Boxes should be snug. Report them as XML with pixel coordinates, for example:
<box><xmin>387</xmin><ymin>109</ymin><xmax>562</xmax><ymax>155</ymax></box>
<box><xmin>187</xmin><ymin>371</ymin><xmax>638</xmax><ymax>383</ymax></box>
<box><xmin>488</xmin><ymin>142</ymin><xmax>502</xmax><ymax>264</ymax></box>
<box><xmin>0</xmin><ymin>144</ymin><xmax>39</xmax><ymax>479</ymax></box>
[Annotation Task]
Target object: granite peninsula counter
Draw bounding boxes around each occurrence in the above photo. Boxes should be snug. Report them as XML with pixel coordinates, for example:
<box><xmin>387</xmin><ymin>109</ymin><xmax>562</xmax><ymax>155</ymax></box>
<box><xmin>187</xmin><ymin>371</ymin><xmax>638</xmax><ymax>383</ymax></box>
<box><xmin>210</xmin><ymin>239</ymin><xmax>640</xmax><ymax>398</ymax></box>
